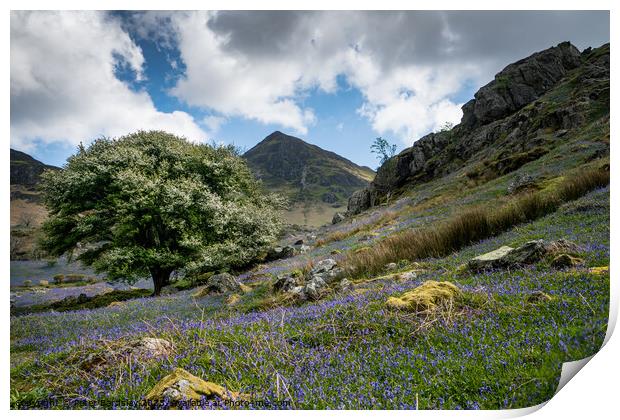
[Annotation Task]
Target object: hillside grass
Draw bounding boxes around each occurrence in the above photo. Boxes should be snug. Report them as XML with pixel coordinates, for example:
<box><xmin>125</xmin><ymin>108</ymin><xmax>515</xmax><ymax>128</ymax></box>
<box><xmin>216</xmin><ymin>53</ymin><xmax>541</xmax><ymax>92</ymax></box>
<box><xmin>10</xmin><ymin>186</ymin><xmax>609</xmax><ymax>409</ymax></box>
<box><xmin>345</xmin><ymin>167</ymin><xmax>609</xmax><ymax>279</ymax></box>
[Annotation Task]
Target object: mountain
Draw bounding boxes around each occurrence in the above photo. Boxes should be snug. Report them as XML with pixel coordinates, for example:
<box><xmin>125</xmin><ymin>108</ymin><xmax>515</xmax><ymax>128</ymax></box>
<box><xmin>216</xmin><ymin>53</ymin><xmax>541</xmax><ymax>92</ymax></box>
<box><xmin>244</xmin><ymin>131</ymin><xmax>374</xmax><ymax>226</ymax></box>
<box><xmin>10</xmin><ymin>149</ymin><xmax>59</xmax><ymax>259</ymax></box>
<box><xmin>348</xmin><ymin>42</ymin><xmax>609</xmax><ymax>214</ymax></box>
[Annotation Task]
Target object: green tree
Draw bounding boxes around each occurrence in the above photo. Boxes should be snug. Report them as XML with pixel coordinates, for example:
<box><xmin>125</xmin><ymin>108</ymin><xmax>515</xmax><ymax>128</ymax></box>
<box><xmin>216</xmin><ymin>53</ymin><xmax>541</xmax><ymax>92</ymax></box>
<box><xmin>370</xmin><ymin>137</ymin><xmax>398</xmax><ymax>166</ymax></box>
<box><xmin>40</xmin><ymin>131</ymin><xmax>284</xmax><ymax>295</ymax></box>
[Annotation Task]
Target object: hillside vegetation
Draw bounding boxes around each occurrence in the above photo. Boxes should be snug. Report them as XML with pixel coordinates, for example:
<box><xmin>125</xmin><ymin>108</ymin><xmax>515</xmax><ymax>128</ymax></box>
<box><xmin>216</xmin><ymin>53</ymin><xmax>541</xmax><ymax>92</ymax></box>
<box><xmin>11</xmin><ymin>42</ymin><xmax>609</xmax><ymax>410</ymax></box>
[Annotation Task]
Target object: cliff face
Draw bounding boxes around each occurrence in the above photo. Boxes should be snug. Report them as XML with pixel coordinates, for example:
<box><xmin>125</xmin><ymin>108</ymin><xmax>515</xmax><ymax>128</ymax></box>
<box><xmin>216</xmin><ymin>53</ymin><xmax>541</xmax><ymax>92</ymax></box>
<box><xmin>347</xmin><ymin>42</ymin><xmax>610</xmax><ymax>215</ymax></box>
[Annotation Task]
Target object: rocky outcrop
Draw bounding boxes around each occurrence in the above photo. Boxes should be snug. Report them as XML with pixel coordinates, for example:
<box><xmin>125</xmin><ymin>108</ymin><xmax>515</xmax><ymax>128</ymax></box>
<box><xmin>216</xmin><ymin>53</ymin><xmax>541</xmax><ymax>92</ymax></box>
<box><xmin>468</xmin><ymin>239</ymin><xmax>582</xmax><ymax>271</ymax></box>
<box><xmin>461</xmin><ymin>42</ymin><xmax>582</xmax><ymax>128</ymax></box>
<box><xmin>193</xmin><ymin>273</ymin><xmax>242</xmax><ymax>297</ymax></box>
<box><xmin>274</xmin><ymin>258</ymin><xmax>345</xmax><ymax>301</ymax></box>
<box><xmin>346</xmin><ymin>42</ymin><xmax>609</xmax><ymax>216</ymax></box>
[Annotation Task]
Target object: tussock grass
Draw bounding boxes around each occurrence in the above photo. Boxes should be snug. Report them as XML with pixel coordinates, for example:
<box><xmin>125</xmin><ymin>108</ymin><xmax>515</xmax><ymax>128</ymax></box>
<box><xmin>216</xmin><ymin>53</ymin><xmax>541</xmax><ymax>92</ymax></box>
<box><xmin>346</xmin><ymin>168</ymin><xmax>609</xmax><ymax>278</ymax></box>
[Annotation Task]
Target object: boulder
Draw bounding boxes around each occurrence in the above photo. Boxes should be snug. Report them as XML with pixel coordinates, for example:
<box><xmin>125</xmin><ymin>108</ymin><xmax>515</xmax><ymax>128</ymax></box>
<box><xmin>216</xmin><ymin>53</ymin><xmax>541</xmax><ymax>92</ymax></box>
<box><xmin>346</xmin><ymin>188</ymin><xmax>372</xmax><ymax>216</ymax></box>
<box><xmin>311</xmin><ymin>259</ymin><xmax>338</xmax><ymax>274</ymax></box>
<box><xmin>551</xmin><ymin>254</ymin><xmax>584</xmax><ymax>269</ymax></box>
<box><xmin>499</xmin><ymin>240</ymin><xmax>547</xmax><ymax>266</ymax></box>
<box><xmin>145</xmin><ymin>368</ymin><xmax>241</xmax><ymax>404</ymax></box>
<box><xmin>507</xmin><ymin>173</ymin><xmax>536</xmax><ymax>194</ymax></box>
<box><xmin>303</xmin><ymin>276</ymin><xmax>327</xmax><ymax>301</ymax></box>
<box><xmin>468</xmin><ymin>246</ymin><xmax>514</xmax><ymax>271</ymax></box>
<box><xmin>332</xmin><ymin>212</ymin><xmax>346</xmax><ymax>224</ymax></box>
<box><xmin>397</xmin><ymin>271</ymin><xmax>418</xmax><ymax>282</ymax></box>
<box><xmin>337</xmin><ymin>278</ymin><xmax>352</xmax><ymax>292</ymax></box>
<box><xmin>273</xmin><ymin>272</ymin><xmax>302</xmax><ymax>293</ymax></box>
<box><xmin>81</xmin><ymin>337</ymin><xmax>173</xmax><ymax>371</ymax></box>
<box><xmin>266</xmin><ymin>245</ymin><xmax>296</xmax><ymax>261</ymax></box>
<box><xmin>386</xmin><ymin>281</ymin><xmax>461</xmax><ymax>312</ymax></box>
<box><xmin>203</xmin><ymin>273</ymin><xmax>242</xmax><ymax>295</ymax></box>
<box><xmin>543</xmin><ymin>239</ymin><xmax>582</xmax><ymax>255</ymax></box>
<box><xmin>39</xmin><ymin>280</ymin><xmax>49</xmax><ymax>287</ymax></box>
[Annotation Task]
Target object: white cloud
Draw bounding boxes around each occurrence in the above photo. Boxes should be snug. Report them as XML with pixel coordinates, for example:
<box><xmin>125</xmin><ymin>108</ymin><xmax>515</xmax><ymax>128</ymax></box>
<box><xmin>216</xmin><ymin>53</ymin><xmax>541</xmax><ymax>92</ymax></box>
<box><xmin>152</xmin><ymin>11</ymin><xmax>488</xmax><ymax>145</ymax></box>
<box><xmin>10</xmin><ymin>11</ymin><xmax>208</xmax><ymax>152</ymax></box>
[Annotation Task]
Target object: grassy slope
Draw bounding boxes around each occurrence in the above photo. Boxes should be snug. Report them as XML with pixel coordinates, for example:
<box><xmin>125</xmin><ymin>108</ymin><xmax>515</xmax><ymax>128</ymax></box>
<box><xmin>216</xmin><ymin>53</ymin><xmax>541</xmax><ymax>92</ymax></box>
<box><xmin>10</xmin><ymin>186</ymin><xmax>609</xmax><ymax>409</ymax></box>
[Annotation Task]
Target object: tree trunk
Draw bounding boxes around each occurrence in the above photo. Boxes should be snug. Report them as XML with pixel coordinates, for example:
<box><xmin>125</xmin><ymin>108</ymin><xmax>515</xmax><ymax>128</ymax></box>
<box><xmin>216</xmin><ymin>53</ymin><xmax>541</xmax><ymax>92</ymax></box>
<box><xmin>150</xmin><ymin>267</ymin><xmax>173</xmax><ymax>296</ymax></box>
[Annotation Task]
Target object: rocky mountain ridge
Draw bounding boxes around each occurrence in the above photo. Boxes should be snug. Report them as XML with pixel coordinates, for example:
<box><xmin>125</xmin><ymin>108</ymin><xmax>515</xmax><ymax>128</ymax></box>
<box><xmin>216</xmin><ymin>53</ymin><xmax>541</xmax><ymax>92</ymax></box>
<box><xmin>347</xmin><ymin>41</ymin><xmax>610</xmax><ymax>215</ymax></box>
<box><xmin>244</xmin><ymin>131</ymin><xmax>374</xmax><ymax>226</ymax></box>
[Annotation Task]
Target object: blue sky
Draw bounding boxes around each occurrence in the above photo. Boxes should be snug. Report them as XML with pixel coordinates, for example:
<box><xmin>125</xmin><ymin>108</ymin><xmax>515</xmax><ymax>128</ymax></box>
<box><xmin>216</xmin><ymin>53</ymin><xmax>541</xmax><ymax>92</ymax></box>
<box><xmin>11</xmin><ymin>11</ymin><xmax>609</xmax><ymax>169</ymax></box>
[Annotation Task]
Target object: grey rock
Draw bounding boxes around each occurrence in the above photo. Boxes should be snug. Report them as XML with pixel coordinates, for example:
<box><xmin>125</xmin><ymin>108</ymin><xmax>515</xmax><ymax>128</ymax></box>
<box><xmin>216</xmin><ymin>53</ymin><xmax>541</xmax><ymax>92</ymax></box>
<box><xmin>508</xmin><ymin>173</ymin><xmax>536</xmax><ymax>194</ymax></box>
<box><xmin>385</xmin><ymin>262</ymin><xmax>398</xmax><ymax>271</ymax></box>
<box><xmin>332</xmin><ymin>212</ymin><xmax>346</xmax><ymax>224</ymax></box>
<box><xmin>204</xmin><ymin>273</ymin><xmax>242</xmax><ymax>294</ymax></box>
<box><xmin>273</xmin><ymin>273</ymin><xmax>302</xmax><ymax>293</ymax></box>
<box><xmin>266</xmin><ymin>245</ymin><xmax>296</xmax><ymax>261</ymax></box>
<box><xmin>468</xmin><ymin>246</ymin><xmax>514</xmax><ymax>271</ymax></box>
<box><xmin>311</xmin><ymin>259</ymin><xmax>338</xmax><ymax>274</ymax></box>
<box><xmin>461</xmin><ymin>42</ymin><xmax>581</xmax><ymax>128</ymax></box>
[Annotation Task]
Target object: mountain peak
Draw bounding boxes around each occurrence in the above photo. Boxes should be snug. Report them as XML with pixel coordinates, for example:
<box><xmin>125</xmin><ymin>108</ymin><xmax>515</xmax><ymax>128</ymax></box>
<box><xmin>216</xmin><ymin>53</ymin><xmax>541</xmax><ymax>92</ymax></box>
<box><xmin>243</xmin><ymin>133</ymin><xmax>374</xmax><ymax>226</ymax></box>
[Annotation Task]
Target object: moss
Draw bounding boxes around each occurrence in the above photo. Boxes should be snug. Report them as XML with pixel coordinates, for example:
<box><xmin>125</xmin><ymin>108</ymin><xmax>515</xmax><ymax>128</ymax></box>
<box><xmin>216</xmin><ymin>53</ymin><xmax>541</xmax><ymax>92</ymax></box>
<box><xmin>145</xmin><ymin>368</ymin><xmax>242</xmax><ymax>403</ymax></box>
<box><xmin>386</xmin><ymin>281</ymin><xmax>461</xmax><ymax>312</ymax></box>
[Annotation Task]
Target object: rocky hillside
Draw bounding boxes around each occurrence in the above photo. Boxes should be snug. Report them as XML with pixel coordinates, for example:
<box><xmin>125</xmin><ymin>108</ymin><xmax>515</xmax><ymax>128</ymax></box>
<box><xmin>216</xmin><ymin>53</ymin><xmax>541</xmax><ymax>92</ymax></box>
<box><xmin>10</xmin><ymin>149</ymin><xmax>58</xmax><ymax>259</ymax></box>
<box><xmin>348</xmin><ymin>42</ymin><xmax>609</xmax><ymax>215</ymax></box>
<box><xmin>244</xmin><ymin>131</ymin><xmax>374</xmax><ymax>226</ymax></box>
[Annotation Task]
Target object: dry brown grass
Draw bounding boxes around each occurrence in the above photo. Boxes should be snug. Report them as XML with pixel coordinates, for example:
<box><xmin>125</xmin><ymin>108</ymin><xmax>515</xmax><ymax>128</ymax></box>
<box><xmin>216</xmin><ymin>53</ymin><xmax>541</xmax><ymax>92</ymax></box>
<box><xmin>315</xmin><ymin>211</ymin><xmax>399</xmax><ymax>247</ymax></box>
<box><xmin>345</xmin><ymin>167</ymin><xmax>609</xmax><ymax>278</ymax></box>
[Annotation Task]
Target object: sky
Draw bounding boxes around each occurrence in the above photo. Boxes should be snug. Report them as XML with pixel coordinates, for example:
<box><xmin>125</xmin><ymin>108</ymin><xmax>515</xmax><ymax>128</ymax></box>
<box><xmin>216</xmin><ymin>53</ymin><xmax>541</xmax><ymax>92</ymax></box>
<box><xmin>10</xmin><ymin>10</ymin><xmax>609</xmax><ymax>169</ymax></box>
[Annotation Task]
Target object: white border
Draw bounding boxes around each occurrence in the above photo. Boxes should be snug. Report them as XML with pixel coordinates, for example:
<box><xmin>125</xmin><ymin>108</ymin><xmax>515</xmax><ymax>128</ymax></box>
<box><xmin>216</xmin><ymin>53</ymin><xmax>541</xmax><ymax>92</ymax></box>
<box><xmin>2</xmin><ymin>1</ymin><xmax>616</xmax><ymax>419</ymax></box>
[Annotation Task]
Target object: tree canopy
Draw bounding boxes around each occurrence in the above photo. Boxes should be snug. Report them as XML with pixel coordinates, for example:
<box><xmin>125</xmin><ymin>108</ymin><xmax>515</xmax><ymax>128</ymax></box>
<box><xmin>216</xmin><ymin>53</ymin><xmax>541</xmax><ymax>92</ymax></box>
<box><xmin>40</xmin><ymin>131</ymin><xmax>284</xmax><ymax>294</ymax></box>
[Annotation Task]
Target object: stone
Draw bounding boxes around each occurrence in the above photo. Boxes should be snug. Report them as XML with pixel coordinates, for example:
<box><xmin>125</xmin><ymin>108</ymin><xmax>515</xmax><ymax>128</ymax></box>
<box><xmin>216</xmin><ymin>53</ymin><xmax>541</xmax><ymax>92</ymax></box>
<box><xmin>337</xmin><ymin>278</ymin><xmax>352</xmax><ymax>291</ymax></box>
<box><xmin>526</xmin><ymin>291</ymin><xmax>553</xmax><ymax>304</ymax></box>
<box><xmin>204</xmin><ymin>273</ymin><xmax>242</xmax><ymax>295</ymax></box>
<box><xmin>145</xmin><ymin>368</ymin><xmax>241</xmax><ymax>403</ymax></box>
<box><xmin>500</xmin><ymin>240</ymin><xmax>547</xmax><ymax>266</ymax></box>
<box><xmin>386</xmin><ymin>281</ymin><xmax>461</xmax><ymax>312</ymax></box>
<box><xmin>551</xmin><ymin>254</ymin><xmax>584</xmax><ymax>269</ymax></box>
<box><xmin>273</xmin><ymin>273</ymin><xmax>302</xmax><ymax>293</ymax></box>
<box><xmin>507</xmin><ymin>173</ymin><xmax>536</xmax><ymax>194</ymax></box>
<box><xmin>266</xmin><ymin>245</ymin><xmax>296</xmax><ymax>261</ymax></box>
<box><xmin>332</xmin><ymin>212</ymin><xmax>346</xmax><ymax>224</ymax></box>
<box><xmin>107</xmin><ymin>301</ymin><xmax>126</xmax><ymax>308</ymax></box>
<box><xmin>299</xmin><ymin>245</ymin><xmax>311</xmax><ymax>254</ymax></box>
<box><xmin>346</xmin><ymin>188</ymin><xmax>372</xmax><ymax>216</ymax></box>
<box><xmin>304</xmin><ymin>276</ymin><xmax>327</xmax><ymax>301</ymax></box>
<box><xmin>81</xmin><ymin>337</ymin><xmax>173</xmax><ymax>371</ymax></box>
<box><xmin>39</xmin><ymin>280</ymin><xmax>49</xmax><ymax>287</ymax></box>
<box><xmin>544</xmin><ymin>239</ymin><xmax>582</xmax><ymax>256</ymax></box>
<box><xmin>385</xmin><ymin>262</ymin><xmax>398</xmax><ymax>271</ymax></box>
<box><xmin>311</xmin><ymin>259</ymin><xmax>338</xmax><ymax>274</ymax></box>
<box><xmin>468</xmin><ymin>246</ymin><xmax>514</xmax><ymax>271</ymax></box>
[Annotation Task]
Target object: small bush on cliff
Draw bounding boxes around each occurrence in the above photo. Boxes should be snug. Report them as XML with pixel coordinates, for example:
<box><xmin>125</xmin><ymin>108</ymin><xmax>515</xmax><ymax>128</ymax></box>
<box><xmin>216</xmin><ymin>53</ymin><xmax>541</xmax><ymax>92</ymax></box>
<box><xmin>40</xmin><ymin>131</ymin><xmax>284</xmax><ymax>295</ymax></box>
